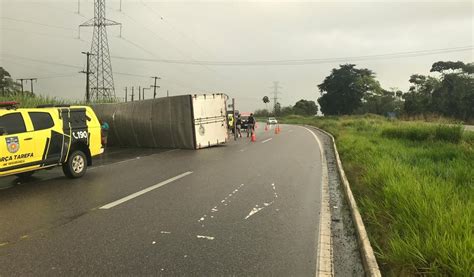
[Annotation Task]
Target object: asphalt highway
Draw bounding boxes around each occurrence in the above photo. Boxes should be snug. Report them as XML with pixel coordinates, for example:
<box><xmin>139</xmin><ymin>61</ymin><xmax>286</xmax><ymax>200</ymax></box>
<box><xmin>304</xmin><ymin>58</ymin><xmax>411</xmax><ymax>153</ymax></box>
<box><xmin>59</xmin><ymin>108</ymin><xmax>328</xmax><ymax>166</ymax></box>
<box><xmin>0</xmin><ymin>124</ymin><xmax>325</xmax><ymax>276</ymax></box>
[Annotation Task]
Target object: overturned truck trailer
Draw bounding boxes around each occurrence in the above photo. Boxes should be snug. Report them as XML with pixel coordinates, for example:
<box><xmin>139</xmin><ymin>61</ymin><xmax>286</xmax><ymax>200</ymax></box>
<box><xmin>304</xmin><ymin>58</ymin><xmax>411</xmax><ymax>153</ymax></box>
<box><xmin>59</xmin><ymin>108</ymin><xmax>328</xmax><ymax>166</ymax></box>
<box><xmin>92</xmin><ymin>94</ymin><xmax>229</xmax><ymax>150</ymax></box>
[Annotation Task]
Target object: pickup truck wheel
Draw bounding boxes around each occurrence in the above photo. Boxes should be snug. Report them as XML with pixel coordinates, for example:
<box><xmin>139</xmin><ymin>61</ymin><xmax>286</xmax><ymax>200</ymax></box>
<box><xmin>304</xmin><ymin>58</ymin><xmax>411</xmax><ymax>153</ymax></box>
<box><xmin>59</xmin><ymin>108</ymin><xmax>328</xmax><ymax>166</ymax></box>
<box><xmin>15</xmin><ymin>171</ymin><xmax>35</xmax><ymax>179</ymax></box>
<box><xmin>63</xmin><ymin>150</ymin><xmax>87</xmax><ymax>179</ymax></box>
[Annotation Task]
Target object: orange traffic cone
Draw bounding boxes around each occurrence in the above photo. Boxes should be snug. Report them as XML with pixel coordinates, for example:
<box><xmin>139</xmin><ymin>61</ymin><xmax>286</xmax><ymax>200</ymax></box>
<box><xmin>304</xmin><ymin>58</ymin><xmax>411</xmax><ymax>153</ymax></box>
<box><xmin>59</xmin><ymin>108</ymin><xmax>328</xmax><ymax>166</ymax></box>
<box><xmin>265</xmin><ymin>124</ymin><xmax>268</xmax><ymax>131</ymax></box>
<box><xmin>251</xmin><ymin>132</ymin><xmax>257</xmax><ymax>142</ymax></box>
<box><xmin>274</xmin><ymin>126</ymin><xmax>279</xmax><ymax>134</ymax></box>
<box><xmin>277</xmin><ymin>125</ymin><xmax>281</xmax><ymax>133</ymax></box>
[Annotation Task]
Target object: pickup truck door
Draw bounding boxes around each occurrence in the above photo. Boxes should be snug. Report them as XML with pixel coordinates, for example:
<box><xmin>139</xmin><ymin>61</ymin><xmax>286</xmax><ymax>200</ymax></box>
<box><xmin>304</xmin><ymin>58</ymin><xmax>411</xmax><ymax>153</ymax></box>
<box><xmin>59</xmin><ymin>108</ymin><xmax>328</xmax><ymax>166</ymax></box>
<box><xmin>27</xmin><ymin>111</ymin><xmax>63</xmax><ymax>166</ymax></box>
<box><xmin>0</xmin><ymin>112</ymin><xmax>37</xmax><ymax>174</ymax></box>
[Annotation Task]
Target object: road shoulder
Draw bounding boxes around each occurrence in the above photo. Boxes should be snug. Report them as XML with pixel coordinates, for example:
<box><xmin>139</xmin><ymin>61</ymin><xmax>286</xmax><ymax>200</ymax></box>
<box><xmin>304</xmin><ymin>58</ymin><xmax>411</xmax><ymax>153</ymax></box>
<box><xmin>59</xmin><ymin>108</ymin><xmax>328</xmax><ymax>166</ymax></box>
<box><xmin>307</xmin><ymin>126</ymin><xmax>369</xmax><ymax>277</ymax></box>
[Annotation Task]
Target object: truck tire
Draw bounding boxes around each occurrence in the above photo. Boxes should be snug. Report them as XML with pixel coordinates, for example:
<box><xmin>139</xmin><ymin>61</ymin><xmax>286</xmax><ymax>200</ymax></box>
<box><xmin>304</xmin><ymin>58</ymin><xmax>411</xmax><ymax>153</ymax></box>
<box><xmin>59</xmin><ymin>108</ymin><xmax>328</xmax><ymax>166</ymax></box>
<box><xmin>62</xmin><ymin>150</ymin><xmax>87</xmax><ymax>179</ymax></box>
<box><xmin>15</xmin><ymin>171</ymin><xmax>35</xmax><ymax>179</ymax></box>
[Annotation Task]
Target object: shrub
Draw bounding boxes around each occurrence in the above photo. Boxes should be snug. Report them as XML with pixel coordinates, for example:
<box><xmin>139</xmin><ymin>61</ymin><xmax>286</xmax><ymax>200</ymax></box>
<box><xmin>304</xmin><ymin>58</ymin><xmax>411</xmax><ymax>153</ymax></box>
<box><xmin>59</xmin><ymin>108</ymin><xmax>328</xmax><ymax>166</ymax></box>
<box><xmin>434</xmin><ymin>124</ymin><xmax>463</xmax><ymax>143</ymax></box>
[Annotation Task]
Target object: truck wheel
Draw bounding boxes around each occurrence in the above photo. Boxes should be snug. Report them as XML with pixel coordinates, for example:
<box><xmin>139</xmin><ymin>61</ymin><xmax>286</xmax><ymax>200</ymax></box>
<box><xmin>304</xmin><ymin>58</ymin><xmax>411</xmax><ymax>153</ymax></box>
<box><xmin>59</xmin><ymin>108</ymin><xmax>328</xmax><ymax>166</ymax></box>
<box><xmin>62</xmin><ymin>150</ymin><xmax>87</xmax><ymax>179</ymax></box>
<box><xmin>15</xmin><ymin>171</ymin><xmax>35</xmax><ymax>179</ymax></box>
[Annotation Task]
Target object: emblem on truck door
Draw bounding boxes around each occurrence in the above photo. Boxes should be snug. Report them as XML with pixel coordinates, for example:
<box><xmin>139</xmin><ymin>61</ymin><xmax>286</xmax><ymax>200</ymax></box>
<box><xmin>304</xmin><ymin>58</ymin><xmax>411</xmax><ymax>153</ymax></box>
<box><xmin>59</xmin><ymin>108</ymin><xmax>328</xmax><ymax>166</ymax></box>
<box><xmin>6</xmin><ymin>136</ymin><xmax>20</xmax><ymax>153</ymax></box>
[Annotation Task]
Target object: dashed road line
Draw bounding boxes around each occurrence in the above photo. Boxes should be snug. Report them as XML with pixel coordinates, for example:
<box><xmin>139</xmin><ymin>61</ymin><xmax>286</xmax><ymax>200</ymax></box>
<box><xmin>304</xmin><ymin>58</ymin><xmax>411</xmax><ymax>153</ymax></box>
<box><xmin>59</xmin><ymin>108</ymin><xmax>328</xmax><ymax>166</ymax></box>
<box><xmin>261</xmin><ymin>138</ymin><xmax>273</xmax><ymax>143</ymax></box>
<box><xmin>99</xmin><ymin>171</ymin><xmax>193</xmax><ymax>209</ymax></box>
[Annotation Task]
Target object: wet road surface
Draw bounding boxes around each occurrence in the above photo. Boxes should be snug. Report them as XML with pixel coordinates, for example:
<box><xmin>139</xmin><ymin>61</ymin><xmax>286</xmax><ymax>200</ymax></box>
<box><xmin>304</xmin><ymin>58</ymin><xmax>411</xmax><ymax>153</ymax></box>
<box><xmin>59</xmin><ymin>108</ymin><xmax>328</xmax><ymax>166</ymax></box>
<box><xmin>0</xmin><ymin>124</ymin><xmax>326</xmax><ymax>276</ymax></box>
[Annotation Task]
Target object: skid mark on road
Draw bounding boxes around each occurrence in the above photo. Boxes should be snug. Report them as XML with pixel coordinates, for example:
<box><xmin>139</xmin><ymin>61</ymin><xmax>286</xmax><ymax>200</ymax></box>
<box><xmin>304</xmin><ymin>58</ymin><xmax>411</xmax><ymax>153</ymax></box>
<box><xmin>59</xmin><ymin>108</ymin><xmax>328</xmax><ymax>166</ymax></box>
<box><xmin>197</xmin><ymin>184</ymin><xmax>245</xmax><ymax>226</ymax></box>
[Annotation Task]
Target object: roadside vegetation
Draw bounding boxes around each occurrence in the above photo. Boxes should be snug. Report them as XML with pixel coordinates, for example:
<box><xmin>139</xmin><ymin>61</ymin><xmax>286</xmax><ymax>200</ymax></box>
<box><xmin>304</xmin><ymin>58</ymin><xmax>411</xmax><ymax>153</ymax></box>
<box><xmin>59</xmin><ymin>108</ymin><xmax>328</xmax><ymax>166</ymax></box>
<box><xmin>0</xmin><ymin>94</ymin><xmax>69</xmax><ymax>108</ymax></box>
<box><xmin>281</xmin><ymin>114</ymin><xmax>473</xmax><ymax>276</ymax></box>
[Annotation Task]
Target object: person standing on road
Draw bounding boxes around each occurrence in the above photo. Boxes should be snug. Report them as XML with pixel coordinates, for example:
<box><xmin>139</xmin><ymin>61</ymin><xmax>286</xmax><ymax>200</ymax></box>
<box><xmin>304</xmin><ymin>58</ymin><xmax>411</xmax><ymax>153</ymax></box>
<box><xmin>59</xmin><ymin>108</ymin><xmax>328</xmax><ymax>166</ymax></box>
<box><xmin>236</xmin><ymin>114</ymin><xmax>242</xmax><ymax>138</ymax></box>
<box><xmin>247</xmin><ymin>113</ymin><xmax>255</xmax><ymax>137</ymax></box>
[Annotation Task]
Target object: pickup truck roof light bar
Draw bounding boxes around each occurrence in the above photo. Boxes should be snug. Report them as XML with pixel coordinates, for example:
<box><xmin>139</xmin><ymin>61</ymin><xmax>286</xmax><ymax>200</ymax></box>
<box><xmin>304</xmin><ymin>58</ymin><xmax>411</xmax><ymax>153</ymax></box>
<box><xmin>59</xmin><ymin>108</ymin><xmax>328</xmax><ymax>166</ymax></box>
<box><xmin>0</xmin><ymin>101</ymin><xmax>20</xmax><ymax>110</ymax></box>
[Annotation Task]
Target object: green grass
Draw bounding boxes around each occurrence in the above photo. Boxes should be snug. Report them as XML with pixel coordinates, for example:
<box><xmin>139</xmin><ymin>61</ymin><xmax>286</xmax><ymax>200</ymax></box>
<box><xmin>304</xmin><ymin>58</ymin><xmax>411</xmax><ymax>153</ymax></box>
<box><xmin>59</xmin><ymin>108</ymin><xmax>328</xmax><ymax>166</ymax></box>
<box><xmin>280</xmin><ymin>114</ymin><xmax>474</xmax><ymax>276</ymax></box>
<box><xmin>0</xmin><ymin>94</ymin><xmax>70</xmax><ymax>108</ymax></box>
<box><xmin>0</xmin><ymin>94</ymin><xmax>117</xmax><ymax>108</ymax></box>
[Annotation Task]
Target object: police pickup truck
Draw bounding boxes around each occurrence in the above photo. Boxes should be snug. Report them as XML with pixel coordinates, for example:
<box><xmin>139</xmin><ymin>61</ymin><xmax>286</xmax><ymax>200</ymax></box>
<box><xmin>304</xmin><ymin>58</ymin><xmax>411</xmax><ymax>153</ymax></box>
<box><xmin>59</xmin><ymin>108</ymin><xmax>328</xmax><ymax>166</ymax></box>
<box><xmin>0</xmin><ymin>102</ymin><xmax>104</xmax><ymax>179</ymax></box>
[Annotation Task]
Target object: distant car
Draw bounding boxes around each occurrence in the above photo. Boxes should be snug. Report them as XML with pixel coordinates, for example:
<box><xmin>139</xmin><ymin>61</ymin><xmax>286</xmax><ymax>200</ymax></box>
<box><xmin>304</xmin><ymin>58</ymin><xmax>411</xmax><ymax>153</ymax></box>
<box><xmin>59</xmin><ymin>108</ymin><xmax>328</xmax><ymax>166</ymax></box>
<box><xmin>240</xmin><ymin>115</ymin><xmax>249</xmax><ymax>129</ymax></box>
<box><xmin>267</xmin><ymin>117</ymin><xmax>278</xmax><ymax>124</ymax></box>
<box><xmin>239</xmin><ymin>113</ymin><xmax>251</xmax><ymax>130</ymax></box>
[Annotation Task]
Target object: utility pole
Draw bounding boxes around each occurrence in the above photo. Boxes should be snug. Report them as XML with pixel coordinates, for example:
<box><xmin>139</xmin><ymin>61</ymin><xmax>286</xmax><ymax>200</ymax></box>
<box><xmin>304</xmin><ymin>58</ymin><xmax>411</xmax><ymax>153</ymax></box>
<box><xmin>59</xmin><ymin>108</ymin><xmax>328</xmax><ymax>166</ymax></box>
<box><xmin>142</xmin><ymin>87</ymin><xmax>150</xmax><ymax>100</ymax></box>
<box><xmin>151</xmin><ymin>76</ymin><xmax>161</xmax><ymax>99</ymax></box>
<box><xmin>271</xmin><ymin>81</ymin><xmax>282</xmax><ymax>114</ymax></box>
<box><xmin>131</xmin><ymin>87</ymin><xmax>135</xmax><ymax>101</ymax></box>
<box><xmin>80</xmin><ymin>51</ymin><xmax>94</xmax><ymax>103</ymax></box>
<box><xmin>17</xmin><ymin>78</ymin><xmax>37</xmax><ymax>95</ymax></box>
<box><xmin>16</xmin><ymin>79</ymin><xmax>26</xmax><ymax>94</ymax></box>
<box><xmin>167</xmin><ymin>90</ymin><xmax>169</xmax><ymax>97</ymax></box>
<box><xmin>124</xmin><ymin>87</ymin><xmax>128</xmax><ymax>102</ymax></box>
<box><xmin>28</xmin><ymin>78</ymin><xmax>37</xmax><ymax>94</ymax></box>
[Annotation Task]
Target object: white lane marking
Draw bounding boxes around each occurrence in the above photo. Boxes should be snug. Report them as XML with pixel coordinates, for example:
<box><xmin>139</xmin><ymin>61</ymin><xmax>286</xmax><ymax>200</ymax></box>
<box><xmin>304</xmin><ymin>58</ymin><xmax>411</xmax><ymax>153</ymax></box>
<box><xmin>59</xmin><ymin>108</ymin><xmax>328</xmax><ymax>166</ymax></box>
<box><xmin>261</xmin><ymin>138</ymin><xmax>273</xmax><ymax>144</ymax></box>
<box><xmin>245</xmin><ymin>206</ymin><xmax>265</xmax><ymax>219</ymax></box>
<box><xmin>90</xmin><ymin>149</ymin><xmax>179</xmax><ymax>170</ymax></box>
<box><xmin>196</xmin><ymin>235</ymin><xmax>215</xmax><ymax>240</ymax></box>
<box><xmin>245</xmin><ymin>201</ymin><xmax>274</xmax><ymax>219</ymax></box>
<box><xmin>160</xmin><ymin>231</ymin><xmax>171</xmax><ymax>234</ymax></box>
<box><xmin>198</xmin><ymin>184</ymin><xmax>244</xmax><ymax>224</ymax></box>
<box><xmin>301</xmin><ymin>126</ymin><xmax>333</xmax><ymax>276</ymax></box>
<box><xmin>89</xmin><ymin>157</ymin><xmax>141</xmax><ymax>170</ymax></box>
<box><xmin>244</xmin><ymin>183</ymin><xmax>278</xmax><ymax>220</ymax></box>
<box><xmin>271</xmin><ymin>183</ymin><xmax>278</xmax><ymax>198</ymax></box>
<box><xmin>99</xmin><ymin>171</ymin><xmax>193</xmax><ymax>209</ymax></box>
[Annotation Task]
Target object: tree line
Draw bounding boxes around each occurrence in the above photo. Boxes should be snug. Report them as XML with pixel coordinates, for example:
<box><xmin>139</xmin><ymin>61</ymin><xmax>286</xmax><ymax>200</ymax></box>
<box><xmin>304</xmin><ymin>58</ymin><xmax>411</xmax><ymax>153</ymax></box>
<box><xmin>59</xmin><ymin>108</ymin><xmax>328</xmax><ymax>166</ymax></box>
<box><xmin>0</xmin><ymin>67</ymin><xmax>35</xmax><ymax>97</ymax></box>
<box><xmin>254</xmin><ymin>99</ymin><xmax>319</xmax><ymax>117</ymax></box>
<box><xmin>317</xmin><ymin>61</ymin><xmax>473</xmax><ymax>121</ymax></box>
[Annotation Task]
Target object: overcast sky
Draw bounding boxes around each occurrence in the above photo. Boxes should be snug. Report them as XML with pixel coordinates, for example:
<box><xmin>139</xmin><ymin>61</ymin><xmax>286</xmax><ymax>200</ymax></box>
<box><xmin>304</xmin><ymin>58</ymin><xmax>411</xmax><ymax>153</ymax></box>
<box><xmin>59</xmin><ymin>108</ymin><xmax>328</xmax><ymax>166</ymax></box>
<box><xmin>0</xmin><ymin>0</ymin><xmax>472</xmax><ymax>111</ymax></box>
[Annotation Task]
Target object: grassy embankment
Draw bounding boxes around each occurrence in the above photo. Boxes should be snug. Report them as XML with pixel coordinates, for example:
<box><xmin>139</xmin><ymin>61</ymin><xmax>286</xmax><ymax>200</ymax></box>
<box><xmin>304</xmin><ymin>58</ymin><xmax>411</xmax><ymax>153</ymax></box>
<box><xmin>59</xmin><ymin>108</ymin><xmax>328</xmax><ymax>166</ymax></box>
<box><xmin>0</xmin><ymin>95</ymin><xmax>72</xmax><ymax>108</ymax></box>
<box><xmin>281</xmin><ymin>115</ymin><xmax>473</xmax><ymax>276</ymax></box>
<box><xmin>0</xmin><ymin>95</ymin><xmax>116</xmax><ymax>108</ymax></box>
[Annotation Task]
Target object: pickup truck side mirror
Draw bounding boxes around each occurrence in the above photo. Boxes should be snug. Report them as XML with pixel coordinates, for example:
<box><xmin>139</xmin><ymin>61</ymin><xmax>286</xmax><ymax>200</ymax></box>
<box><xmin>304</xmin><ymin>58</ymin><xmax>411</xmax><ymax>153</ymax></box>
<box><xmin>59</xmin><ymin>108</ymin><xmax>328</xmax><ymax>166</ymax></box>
<box><xmin>0</xmin><ymin>127</ymin><xmax>6</xmax><ymax>136</ymax></box>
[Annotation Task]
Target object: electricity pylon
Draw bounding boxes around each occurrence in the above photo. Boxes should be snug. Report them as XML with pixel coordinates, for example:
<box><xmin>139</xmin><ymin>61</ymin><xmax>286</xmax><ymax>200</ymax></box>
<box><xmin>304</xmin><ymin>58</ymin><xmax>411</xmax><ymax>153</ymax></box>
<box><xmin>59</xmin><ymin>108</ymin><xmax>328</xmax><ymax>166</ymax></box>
<box><xmin>79</xmin><ymin>0</ymin><xmax>121</xmax><ymax>101</ymax></box>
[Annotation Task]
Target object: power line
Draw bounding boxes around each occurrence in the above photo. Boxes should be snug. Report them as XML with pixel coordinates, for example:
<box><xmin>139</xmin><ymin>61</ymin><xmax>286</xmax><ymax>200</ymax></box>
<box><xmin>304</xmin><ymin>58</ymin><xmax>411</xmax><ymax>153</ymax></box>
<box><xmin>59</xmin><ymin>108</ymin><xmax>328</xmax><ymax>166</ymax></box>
<box><xmin>0</xmin><ymin>27</ymin><xmax>90</xmax><ymax>42</ymax></box>
<box><xmin>1</xmin><ymin>54</ymin><xmax>82</xmax><ymax>69</ymax></box>
<box><xmin>1</xmin><ymin>53</ymin><xmax>152</xmax><ymax>79</ymax></box>
<box><xmin>110</xmin><ymin>46</ymin><xmax>473</xmax><ymax>66</ymax></box>
<box><xmin>138</xmin><ymin>0</ymin><xmax>215</xmax><ymax>60</ymax></box>
<box><xmin>115</xmin><ymin>6</ymin><xmax>218</xmax><ymax>75</ymax></box>
<box><xmin>0</xmin><ymin>16</ymin><xmax>77</xmax><ymax>31</ymax></box>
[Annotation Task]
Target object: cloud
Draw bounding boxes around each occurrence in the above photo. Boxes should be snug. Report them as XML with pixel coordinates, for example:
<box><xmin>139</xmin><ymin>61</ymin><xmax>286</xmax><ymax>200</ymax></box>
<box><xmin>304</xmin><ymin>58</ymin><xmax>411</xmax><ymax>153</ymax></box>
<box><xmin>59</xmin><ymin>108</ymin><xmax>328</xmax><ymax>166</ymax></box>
<box><xmin>1</xmin><ymin>0</ymin><xmax>472</xmax><ymax>111</ymax></box>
